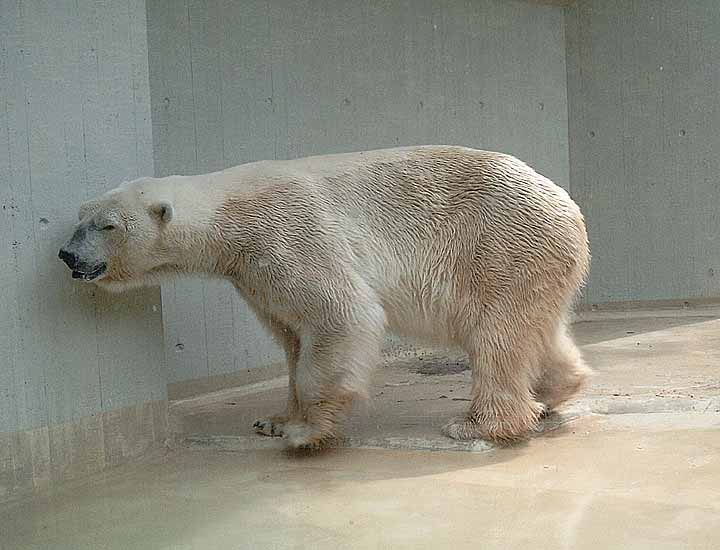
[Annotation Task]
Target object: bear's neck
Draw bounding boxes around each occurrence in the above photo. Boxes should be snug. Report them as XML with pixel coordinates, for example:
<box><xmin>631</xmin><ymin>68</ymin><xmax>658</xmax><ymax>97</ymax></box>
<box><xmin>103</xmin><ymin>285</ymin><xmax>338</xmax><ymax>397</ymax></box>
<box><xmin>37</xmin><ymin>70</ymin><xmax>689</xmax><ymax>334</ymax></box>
<box><xmin>157</xmin><ymin>183</ymin><xmax>258</xmax><ymax>283</ymax></box>
<box><xmin>162</xmin><ymin>222</ymin><xmax>250</xmax><ymax>283</ymax></box>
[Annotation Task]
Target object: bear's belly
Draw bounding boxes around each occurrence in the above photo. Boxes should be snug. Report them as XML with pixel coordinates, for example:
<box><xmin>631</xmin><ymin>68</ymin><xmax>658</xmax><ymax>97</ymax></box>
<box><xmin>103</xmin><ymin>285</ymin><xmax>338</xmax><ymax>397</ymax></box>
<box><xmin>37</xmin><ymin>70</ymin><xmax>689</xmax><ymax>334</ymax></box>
<box><xmin>376</xmin><ymin>280</ymin><xmax>459</xmax><ymax>347</ymax></box>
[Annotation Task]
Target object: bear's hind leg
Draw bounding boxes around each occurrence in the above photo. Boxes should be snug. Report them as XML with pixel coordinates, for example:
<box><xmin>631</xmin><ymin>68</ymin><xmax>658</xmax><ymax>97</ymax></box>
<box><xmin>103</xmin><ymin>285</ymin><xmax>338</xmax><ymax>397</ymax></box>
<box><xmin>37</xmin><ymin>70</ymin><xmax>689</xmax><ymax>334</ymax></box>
<box><xmin>442</xmin><ymin>343</ymin><xmax>544</xmax><ymax>444</ymax></box>
<box><xmin>534</xmin><ymin>321</ymin><xmax>591</xmax><ymax>414</ymax></box>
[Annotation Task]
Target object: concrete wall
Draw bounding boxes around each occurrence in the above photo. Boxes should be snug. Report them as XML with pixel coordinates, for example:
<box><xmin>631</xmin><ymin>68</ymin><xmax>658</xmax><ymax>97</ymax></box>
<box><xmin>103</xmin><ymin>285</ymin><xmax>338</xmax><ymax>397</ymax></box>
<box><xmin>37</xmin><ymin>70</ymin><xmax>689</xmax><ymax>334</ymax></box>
<box><xmin>0</xmin><ymin>0</ymin><xmax>167</xmax><ymax>499</ymax></box>
<box><xmin>147</xmin><ymin>0</ymin><xmax>570</xmax><ymax>388</ymax></box>
<box><xmin>566</xmin><ymin>1</ymin><xmax>720</xmax><ymax>303</ymax></box>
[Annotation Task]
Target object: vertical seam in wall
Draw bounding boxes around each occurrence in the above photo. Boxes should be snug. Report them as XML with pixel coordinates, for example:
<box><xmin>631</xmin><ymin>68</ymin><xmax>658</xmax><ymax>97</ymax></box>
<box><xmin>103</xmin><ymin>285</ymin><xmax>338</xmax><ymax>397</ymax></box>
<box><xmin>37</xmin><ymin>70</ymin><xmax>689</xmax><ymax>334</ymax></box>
<box><xmin>94</xmin><ymin>271</ymin><xmax>105</xmax><ymax>411</ymax></box>
<box><xmin>564</xmin><ymin>1</ymin><xmax>590</xmax><ymax>303</ymax></box>
<box><xmin>683</xmin><ymin>2</ymin><xmax>696</xmax><ymax>297</ymax></box>
<box><xmin>75</xmin><ymin>0</ymin><xmax>107</xmax><ymax>412</ymax></box>
<box><xmin>217</xmin><ymin>0</ymin><xmax>226</xmax><ymax>168</ymax></box>
<box><xmin>128</xmin><ymin>0</ymin><xmax>140</xmax><ymax>178</ymax></box>
<box><xmin>620</xmin><ymin>7</ymin><xmax>630</xmax><ymax>302</ymax></box>
<box><xmin>267</xmin><ymin>0</ymin><xmax>276</xmax><ymax>160</ymax></box>
<box><xmin>187</xmin><ymin>0</ymin><xmax>199</xmax><ymax>170</ymax></box>
<box><xmin>141</xmin><ymin>0</ymin><xmax>156</xmax><ymax>179</ymax></box>
<box><xmin>95</xmin><ymin>325</ymin><xmax>104</xmax><ymax>411</ymax></box>
<box><xmin>223</xmin><ymin>0</ymin><xmax>235</xmax><ymax>374</ymax></box>
<box><xmin>186</xmin><ymin>0</ymin><xmax>210</xmax><ymax>378</ymax></box>
<box><xmin>561</xmin><ymin>5</ymin><xmax>571</xmax><ymax>196</ymax></box>
<box><xmin>230</xmin><ymin>291</ymin><xmax>237</xmax><ymax>372</ymax></box>
<box><xmin>81</xmin><ymin>81</ymin><xmax>105</xmax><ymax>411</ymax></box>
<box><xmin>4</xmin><ymin>51</ymin><xmax>21</xmax><ymax>432</ymax></box>
<box><xmin>202</xmin><ymin>283</ymin><xmax>210</xmax><ymax>377</ymax></box>
<box><xmin>22</xmin><ymin>77</ymin><xmax>50</xmax><ymax>429</ymax></box>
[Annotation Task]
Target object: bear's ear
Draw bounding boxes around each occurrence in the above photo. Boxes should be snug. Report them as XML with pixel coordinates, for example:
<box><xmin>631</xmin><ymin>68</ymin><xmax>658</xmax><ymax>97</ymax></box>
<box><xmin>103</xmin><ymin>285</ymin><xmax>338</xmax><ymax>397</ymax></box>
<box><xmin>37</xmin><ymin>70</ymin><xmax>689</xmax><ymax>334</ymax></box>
<box><xmin>149</xmin><ymin>201</ymin><xmax>174</xmax><ymax>224</ymax></box>
<box><xmin>78</xmin><ymin>201</ymin><xmax>92</xmax><ymax>221</ymax></box>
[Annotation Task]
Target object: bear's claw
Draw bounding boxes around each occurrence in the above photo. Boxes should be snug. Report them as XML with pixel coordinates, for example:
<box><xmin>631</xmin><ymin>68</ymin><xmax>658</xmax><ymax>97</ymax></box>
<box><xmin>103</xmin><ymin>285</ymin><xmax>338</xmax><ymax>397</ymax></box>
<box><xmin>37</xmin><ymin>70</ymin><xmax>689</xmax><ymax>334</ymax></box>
<box><xmin>253</xmin><ymin>418</ymin><xmax>285</xmax><ymax>437</ymax></box>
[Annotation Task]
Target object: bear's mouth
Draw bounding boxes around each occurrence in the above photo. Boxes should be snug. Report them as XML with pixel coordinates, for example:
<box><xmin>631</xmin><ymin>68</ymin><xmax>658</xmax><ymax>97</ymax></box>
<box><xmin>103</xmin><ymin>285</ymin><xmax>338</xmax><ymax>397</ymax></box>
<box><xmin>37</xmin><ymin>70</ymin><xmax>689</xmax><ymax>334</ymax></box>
<box><xmin>71</xmin><ymin>263</ymin><xmax>107</xmax><ymax>281</ymax></box>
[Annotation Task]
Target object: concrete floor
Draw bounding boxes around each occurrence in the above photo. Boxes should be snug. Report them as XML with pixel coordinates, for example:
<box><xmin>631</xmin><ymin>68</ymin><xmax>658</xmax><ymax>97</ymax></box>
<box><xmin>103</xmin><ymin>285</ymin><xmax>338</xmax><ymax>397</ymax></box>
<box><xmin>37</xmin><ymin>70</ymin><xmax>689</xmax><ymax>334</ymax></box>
<box><xmin>3</xmin><ymin>308</ymin><xmax>720</xmax><ymax>549</ymax></box>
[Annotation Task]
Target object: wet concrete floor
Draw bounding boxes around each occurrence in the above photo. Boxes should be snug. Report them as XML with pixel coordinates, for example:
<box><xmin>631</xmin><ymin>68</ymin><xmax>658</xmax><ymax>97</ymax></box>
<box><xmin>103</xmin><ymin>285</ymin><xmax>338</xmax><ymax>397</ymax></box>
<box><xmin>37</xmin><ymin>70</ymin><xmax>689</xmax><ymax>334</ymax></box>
<box><xmin>2</xmin><ymin>308</ymin><xmax>719</xmax><ymax>549</ymax></box>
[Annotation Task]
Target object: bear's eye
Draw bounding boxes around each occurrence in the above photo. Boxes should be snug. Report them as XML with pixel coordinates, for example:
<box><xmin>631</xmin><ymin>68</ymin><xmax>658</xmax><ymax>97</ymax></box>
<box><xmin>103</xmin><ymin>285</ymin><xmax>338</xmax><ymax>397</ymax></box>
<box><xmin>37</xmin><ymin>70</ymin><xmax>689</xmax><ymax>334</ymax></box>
<box><xmin>101</xmin><ymin>224</ymin><xmax>116</xmax><ymax>232</ymax></box>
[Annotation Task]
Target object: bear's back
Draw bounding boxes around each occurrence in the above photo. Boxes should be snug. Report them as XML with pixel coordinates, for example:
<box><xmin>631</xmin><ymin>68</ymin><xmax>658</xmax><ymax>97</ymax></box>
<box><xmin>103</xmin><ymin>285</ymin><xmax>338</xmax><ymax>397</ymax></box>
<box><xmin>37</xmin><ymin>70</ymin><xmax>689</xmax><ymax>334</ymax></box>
<box><xmin>222</xmin><ymin>146</ymin><xmax>585</xmax><ymax>271</ymax></box>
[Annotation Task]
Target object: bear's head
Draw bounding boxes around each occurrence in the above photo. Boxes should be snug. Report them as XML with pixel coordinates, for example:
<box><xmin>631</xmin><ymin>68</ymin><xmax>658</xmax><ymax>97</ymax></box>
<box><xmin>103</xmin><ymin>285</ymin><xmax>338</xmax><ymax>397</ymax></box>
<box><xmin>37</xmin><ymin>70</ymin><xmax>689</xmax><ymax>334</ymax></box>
<box><xmin>58</xmin><ymin>179</ymin><xmax>178</xmax><ymax>293</ymax></box>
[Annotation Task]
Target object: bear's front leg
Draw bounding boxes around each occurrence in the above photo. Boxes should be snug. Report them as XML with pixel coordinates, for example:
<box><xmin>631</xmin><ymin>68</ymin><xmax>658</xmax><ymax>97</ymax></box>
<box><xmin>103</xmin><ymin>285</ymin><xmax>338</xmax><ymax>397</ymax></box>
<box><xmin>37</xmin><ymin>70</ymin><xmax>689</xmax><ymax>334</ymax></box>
<box><xmin>254</xmin><ymin>322</ymin><xmax>300</xmax><ymax>438</ymax></box>
<box><xmin>283</xmin><ymin>396</ymin><xmax>355</xmax><ymax>448</ymax></box>
<box><xmin>252</xmin><ymin>359</ymin><xmax>297</xmax><ymax>438</ymax></box>
<box><xmin>283</xmin><ymin>320</ymin><xmax>383</xmax><ymax>449</ymax></box>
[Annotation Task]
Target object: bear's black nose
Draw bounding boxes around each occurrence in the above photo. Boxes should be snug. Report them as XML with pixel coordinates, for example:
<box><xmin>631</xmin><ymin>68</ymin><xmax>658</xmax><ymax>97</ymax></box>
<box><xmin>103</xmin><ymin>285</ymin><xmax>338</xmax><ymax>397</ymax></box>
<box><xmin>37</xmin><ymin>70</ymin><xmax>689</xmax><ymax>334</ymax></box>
<box><xmin>58</xmin><ymin>248</ymin><xmax>79</xmax><ymax>269</ymax></box>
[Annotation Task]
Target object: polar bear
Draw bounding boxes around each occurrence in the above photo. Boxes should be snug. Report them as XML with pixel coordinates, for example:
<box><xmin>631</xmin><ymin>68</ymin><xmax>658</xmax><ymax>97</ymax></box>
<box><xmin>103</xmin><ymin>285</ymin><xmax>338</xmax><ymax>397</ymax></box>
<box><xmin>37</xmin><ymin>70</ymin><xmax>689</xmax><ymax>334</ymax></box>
<box><xmin>59</xmin><ymin>145</ymin><xmax>591</xmax><ymax>448</ymax></box>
